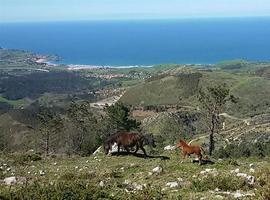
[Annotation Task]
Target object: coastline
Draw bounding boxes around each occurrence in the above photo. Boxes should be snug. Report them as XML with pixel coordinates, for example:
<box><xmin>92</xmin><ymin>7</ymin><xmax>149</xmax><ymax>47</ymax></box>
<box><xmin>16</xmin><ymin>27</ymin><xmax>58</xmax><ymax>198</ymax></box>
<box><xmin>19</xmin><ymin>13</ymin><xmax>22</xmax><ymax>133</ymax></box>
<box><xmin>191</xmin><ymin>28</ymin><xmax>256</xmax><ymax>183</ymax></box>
<box><xmin>65</xmin><ymin>64</ymin><xmax>154</xmax><ymax>70</ymax></box>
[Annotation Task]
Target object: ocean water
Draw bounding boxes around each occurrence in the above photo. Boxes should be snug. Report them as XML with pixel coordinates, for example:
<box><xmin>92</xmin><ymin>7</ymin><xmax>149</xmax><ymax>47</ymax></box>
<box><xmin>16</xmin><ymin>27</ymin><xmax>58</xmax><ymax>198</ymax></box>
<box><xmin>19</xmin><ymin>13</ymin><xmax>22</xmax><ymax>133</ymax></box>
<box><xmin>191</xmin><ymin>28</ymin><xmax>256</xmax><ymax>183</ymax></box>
<box><xmin>1</xmin><ymin>17</ymin><xmax>270</xmax><ymax>66</ymax></box>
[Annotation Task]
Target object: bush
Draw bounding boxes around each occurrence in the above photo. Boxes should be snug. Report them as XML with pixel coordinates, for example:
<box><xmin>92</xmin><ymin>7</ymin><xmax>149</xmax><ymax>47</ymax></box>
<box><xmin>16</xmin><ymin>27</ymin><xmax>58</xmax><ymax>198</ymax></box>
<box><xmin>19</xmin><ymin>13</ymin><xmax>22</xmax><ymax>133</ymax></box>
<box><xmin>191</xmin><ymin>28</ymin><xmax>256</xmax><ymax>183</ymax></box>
<box><xmin>255</xmin><ymin>168</ymin><xmax>270</xmax><ymax>200</ymax></box>
<box><xmin>0</xmin><ymin>181</ymin><xmax>112</xmax><ymax>200</ymax></box>
<box><xmin>12</xmin><ymin>153</ymin><xmax>42</xmax><ymax>165</ymax></box>
<box><xmin>192</xmin><ymin>174</ymin><xmax>249</xmax><ymax>192</ymax></box>
<box><xmin>214</xmin><ymin>142</ymin><xmax>270</xmax><ymax>159</ymax></box>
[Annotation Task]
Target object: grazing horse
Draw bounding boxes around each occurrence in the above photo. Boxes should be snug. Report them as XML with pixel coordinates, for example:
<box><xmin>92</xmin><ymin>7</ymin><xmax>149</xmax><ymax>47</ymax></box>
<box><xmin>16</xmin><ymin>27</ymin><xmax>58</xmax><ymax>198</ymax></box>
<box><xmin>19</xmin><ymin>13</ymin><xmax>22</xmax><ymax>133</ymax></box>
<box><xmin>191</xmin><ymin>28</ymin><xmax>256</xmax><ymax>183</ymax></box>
<box><xmin>176</xmin><ymin>139</ymin><xmax>204</xmax><ymax>164</ymax></box>
<box><xmin>104</xmin><ymin>132</ymin><xmax>156</xmax><ymax>157</ymax></box>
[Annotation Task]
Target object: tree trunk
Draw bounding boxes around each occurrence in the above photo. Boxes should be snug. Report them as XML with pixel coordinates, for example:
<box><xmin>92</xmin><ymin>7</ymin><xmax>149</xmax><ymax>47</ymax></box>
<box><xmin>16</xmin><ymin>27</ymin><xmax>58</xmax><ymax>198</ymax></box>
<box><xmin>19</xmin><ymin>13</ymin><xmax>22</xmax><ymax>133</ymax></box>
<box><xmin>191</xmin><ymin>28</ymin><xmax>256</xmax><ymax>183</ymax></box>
<box><xmin>209</xmin><ymin>131</ymin><xmax>214</xmax><ymax>156</ymax></box>
<box><xmin>209</xmin><ymin>114</ymin><xmax>216</xmax><ymax>155</ymax></box>
<box><xmin>45</xmin><ymin>132</ymin><xmax>49</xmax><ymax>157</ymax></box>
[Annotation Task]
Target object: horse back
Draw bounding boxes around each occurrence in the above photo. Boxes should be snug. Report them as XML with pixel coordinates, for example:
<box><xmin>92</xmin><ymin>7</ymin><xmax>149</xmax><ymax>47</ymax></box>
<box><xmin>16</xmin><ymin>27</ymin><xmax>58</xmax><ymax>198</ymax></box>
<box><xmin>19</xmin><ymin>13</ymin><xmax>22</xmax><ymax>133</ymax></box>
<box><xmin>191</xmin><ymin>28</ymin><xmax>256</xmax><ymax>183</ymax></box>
<box><xmin>183</xmin><ymin>145</ymin><xmax>202</xmax><ymax>154</ymax></box>
<box><xmin>116</xmin><ymin>132</ymin><xmax>142</xmax><ymax>146</ymax></box>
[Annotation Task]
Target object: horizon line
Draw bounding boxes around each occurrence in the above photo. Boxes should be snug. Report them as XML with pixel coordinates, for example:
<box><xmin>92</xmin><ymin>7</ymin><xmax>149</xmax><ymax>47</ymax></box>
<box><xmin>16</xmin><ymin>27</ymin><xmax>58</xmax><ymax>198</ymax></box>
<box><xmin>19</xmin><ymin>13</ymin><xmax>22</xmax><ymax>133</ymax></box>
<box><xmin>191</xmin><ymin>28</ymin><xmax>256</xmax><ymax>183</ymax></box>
<box><xmin>1</xmin><ymin>15</ymin><xmax>270</xmax><ymax>24</ymax></box>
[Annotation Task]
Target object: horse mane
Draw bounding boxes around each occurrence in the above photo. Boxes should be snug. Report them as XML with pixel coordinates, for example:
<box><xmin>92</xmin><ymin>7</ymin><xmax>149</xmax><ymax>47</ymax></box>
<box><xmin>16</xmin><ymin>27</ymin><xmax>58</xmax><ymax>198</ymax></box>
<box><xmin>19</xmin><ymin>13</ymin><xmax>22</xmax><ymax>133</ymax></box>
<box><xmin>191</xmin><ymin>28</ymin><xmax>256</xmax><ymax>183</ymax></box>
<box><xmin>104</xmin><ymin>133</ymin><xmax>118</xmax><ymax>145</ymax></box>
<box><xmin>179</xmin><ymin>139</ymin><xmax>189</xmax><ymax>147</ymax></box>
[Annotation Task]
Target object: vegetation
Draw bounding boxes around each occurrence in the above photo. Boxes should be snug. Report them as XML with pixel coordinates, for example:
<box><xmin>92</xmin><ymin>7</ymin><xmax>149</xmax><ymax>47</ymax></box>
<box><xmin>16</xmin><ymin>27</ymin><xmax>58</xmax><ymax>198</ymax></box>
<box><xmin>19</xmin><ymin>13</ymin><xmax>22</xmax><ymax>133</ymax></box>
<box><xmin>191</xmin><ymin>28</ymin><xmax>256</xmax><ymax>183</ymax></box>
<box><xmin>215</xmin><ymin>143</ymin><xmax>270</xmax><ymax>158</ymax></box>
<box><xmin>0</xmin><ymin>152</ymin><xmax>269</xmax><ymax>199</ymax></box>
<box><xmin>37</xmin><ymin>108</ymin><xmax>64</xmax><ymax>156</ymax></box>
<box><xmin>1</xmin><ymin>49</ymin><xmax>270</xmax><ymax>199</ymax></box>
<box><xmin>106</xmin><ymin>102</ymin><xmax>140</xmax><ymax>132</ymax></box>
<box><xmin>198</xmin><ymin>84</ymin><xmax>231</xmax><ymax>155</ymax></box>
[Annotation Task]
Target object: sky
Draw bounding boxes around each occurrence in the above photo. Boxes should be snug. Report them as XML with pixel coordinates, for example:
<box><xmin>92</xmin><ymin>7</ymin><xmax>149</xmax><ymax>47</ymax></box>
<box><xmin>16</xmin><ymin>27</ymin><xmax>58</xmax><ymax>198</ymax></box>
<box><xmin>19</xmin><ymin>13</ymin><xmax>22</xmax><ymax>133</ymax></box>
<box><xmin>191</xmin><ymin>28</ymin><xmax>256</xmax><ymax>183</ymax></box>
<box><xmin>1</xmin><ymin>0</ymin><xmax>270</xmax><ymax>22</ymax></box>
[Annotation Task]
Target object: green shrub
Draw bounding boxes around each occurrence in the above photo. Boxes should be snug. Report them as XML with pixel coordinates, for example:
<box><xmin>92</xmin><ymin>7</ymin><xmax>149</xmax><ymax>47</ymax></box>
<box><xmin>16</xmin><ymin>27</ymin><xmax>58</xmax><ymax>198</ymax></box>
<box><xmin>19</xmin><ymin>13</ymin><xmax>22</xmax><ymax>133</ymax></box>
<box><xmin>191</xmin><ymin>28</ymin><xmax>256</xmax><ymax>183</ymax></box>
<box><xmin>214</xmin><ymin>142</ymin><xmax>270</xmax><ymax>159</ymax></box>
<box><xmin>11</xmin><ymin>153</ymin><xmax>42</xmax><ymax>165</ymax></box>
<box><xmin>255</xmin><ymin>168</ymin><xmax>270</xmax><ymax>200</ymax></box>
<box><xmin>0</xmin><ymin>181</ymin><xmax>112</xmax><ymax>200</ymax></box>
<box><xmin>192</xmin><ymin>174</ymin><xmax>249</xmax><ymax>192</ymax></box>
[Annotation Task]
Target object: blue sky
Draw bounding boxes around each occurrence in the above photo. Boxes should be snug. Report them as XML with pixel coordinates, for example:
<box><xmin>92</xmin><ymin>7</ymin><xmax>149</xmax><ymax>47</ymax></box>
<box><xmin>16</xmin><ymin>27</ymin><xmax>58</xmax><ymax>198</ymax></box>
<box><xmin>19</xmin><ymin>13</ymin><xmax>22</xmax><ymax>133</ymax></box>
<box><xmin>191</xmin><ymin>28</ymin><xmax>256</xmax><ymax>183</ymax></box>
<box><xmin>1</xmin><ymin>0</ymin><xmax>270</xmax><ymax>22</ymax></box>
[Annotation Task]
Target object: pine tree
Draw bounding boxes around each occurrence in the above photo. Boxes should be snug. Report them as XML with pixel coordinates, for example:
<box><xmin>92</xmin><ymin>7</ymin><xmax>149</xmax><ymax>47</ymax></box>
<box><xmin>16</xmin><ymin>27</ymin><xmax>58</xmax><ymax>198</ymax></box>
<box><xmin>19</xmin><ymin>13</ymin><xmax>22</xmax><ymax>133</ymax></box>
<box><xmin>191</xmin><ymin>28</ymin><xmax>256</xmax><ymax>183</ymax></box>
<box><xmin>106</xmin><ymin>102</ymin><xmax>140</xmax><ymax>132</ymax></box>
<box><xmin>198</xmin><ymin>84</ymin><xmax>231</xmax><ymax>155</ymax></box>
<box><xmin>37</xmin><ymin>108</ymin><xmax>63</xmax><ymax>156</ymax></box>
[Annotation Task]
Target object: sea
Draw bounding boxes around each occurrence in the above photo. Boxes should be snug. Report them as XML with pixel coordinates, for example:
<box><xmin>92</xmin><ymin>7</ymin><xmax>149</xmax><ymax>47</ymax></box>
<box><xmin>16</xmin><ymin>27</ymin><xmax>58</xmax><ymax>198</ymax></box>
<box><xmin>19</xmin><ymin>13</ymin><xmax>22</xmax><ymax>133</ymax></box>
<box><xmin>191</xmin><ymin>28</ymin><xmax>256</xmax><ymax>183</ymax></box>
<box><xmin>1</xmin><ymin>17</ymin><xmax>270</xmax><ymax>66</ymax></box>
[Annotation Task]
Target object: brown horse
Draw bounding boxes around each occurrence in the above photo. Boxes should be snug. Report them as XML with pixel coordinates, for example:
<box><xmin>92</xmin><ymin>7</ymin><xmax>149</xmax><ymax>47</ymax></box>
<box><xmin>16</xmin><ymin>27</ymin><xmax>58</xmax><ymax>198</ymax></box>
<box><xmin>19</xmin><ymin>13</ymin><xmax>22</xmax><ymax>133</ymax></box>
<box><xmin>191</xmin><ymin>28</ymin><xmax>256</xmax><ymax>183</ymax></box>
<box><xmin>176</xmin><ymin>139</ymin><xmax>204</xmax><ymax>164</ymax></box>
<box><xmin>104</xmin><ymin>132</ymin><xmax>156</xmax><ymax>157</ymax></box>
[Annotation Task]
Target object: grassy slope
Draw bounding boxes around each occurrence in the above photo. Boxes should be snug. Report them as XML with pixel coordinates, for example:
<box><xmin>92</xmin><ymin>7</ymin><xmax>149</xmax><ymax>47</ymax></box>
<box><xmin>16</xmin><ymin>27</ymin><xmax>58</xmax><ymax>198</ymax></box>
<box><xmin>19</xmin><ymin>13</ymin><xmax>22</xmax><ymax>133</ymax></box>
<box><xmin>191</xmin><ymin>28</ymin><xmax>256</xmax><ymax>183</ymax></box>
<box><xmin>0</xmin><ymin>152</ymin><xmax>269</xmax><ymax>199</ymax></box>
<box><xmin>121</xmin><ymin>68</ymin><xmax>270</xmax><ymax>117</ymax></box>
<box><xmin>0</xmin><ymin>96</ymin><xmax>29</xmax><ymax>108</ymax></box>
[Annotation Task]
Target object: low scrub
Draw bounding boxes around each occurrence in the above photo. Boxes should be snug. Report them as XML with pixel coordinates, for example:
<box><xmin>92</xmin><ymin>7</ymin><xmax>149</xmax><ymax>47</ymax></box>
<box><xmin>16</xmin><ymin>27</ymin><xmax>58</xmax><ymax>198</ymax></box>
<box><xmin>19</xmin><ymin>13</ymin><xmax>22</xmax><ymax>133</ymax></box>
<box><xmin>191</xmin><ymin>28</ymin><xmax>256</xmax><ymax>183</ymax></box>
<box><xmin>214</xmin><ymin>143</ymin><xmax>270</xmax><ymax>159</ymax></box>
<box><xmin>0</xmin><ymin>181</ymin><xmax>111</xmax><ymax>200</ymax></box>
<box><xmin>192</xmin><ymin>174</ymin><xmax>249</xmax><ymax>192</ymax></box>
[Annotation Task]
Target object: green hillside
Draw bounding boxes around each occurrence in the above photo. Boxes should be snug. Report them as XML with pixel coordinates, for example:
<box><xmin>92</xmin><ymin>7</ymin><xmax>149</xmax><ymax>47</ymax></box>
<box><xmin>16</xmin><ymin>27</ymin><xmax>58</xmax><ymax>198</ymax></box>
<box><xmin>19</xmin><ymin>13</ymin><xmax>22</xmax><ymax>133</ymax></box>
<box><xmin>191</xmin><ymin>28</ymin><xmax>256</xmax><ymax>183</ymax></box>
<box><xmin>121</xmin><ymin>67</ymin><xmax>270</xmax><ymax>117</ymax></box>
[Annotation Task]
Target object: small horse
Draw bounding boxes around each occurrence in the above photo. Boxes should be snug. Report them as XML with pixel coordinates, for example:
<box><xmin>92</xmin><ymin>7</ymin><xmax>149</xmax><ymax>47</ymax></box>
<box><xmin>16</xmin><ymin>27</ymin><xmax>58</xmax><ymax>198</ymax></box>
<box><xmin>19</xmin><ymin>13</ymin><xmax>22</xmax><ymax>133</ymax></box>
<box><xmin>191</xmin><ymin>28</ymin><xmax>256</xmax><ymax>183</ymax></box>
<box><xmin>104</xmin><ymin>132</ymin><xmax>156</xmax><ymax>157</ymax></box>
<box><xmin>176</xmin><ymin>139</ymin><xmax>204</xmax><ymax>164</ymax></box>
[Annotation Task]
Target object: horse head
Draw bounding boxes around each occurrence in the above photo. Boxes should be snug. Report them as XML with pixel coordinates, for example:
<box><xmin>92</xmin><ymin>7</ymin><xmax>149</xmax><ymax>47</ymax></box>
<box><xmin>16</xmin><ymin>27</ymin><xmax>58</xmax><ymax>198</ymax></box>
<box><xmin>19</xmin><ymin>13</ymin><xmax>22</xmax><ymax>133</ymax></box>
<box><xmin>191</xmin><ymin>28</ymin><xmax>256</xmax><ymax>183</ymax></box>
<box><xmin>103</xmin><ymin>142</ymin><xmax>111</xmax><ymax>155</ymax></box>
<box><xmin>143</xmin><ymin>133</ymin><xmax>156</xmax><ymax>148</ymax></box>
<box><xmin>176</xmin><ymin>139</ymin><xmax>186</xmax><ymax>148</ymax></box>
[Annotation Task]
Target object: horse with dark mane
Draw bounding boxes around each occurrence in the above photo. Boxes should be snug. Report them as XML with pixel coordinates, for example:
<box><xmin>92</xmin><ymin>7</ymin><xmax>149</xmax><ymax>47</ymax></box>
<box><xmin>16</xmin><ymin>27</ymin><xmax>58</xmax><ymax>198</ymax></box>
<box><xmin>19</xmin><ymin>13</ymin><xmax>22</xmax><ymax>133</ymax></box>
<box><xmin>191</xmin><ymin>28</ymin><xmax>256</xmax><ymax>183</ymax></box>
<box><xmin>176</xmin><ymin>139</ymin><xmax>204</xmax><ymax>164</ymax></box>
<box><xmin>104</xmin><ymin>132</ymin><xmax>156</xmax><ymax>157</ymax></box>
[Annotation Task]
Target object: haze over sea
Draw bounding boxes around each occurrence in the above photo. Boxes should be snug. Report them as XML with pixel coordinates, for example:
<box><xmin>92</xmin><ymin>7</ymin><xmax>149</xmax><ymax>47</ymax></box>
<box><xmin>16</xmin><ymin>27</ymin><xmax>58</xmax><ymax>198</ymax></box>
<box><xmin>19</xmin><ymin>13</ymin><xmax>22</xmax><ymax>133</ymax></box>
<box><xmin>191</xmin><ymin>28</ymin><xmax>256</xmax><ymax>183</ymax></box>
<box><xmin>1</xmin><ymin>17</ymin><xmax>270</xmax><ymax>66</ymax></box>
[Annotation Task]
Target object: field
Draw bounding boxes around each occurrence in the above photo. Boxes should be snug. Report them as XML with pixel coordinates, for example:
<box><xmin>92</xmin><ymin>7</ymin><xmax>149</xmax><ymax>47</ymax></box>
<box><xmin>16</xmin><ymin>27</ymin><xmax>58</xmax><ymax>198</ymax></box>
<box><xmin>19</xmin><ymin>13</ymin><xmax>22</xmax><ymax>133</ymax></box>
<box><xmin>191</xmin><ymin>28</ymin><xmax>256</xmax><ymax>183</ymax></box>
<box><xmin>1</xmin><ymin>49</ymin><xmax>270</xmax><ymax>199</ymax></box>
<box><xmin>0</xmin><ymin>151</ymin><xmax>269</xmax><ymax>200</ymax></box>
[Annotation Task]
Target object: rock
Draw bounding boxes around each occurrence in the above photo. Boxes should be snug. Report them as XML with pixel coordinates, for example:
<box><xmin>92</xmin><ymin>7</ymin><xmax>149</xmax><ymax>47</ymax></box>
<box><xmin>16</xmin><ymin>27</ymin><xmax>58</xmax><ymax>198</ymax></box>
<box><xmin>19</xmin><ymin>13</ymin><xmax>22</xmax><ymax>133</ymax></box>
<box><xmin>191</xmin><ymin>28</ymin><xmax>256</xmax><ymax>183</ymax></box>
<box><xmin>3</xmin><ymin>176</ymin><xmax>16</xmax><ymax>185</ymax></box>
<box><xmin>236</xmin><ymin>173</ymin><xmax>255</xmax><ymax>185</ymax></box>
<box><xmin>152</xmin><ymin>166</ymin><xmax>163</xmax><ymax>174</ymax></box>
<box><xmin>2</xmin><ymin>176</ymin><xmax>26</xmax><ymax>185</ymax></box>
<box><xmin>236</xmin><ymin>173</ymin><xmax>248</xmax><ymax>177</ymax></box>
<box><xmin>234</xmin><ymin>168</ymin><xmax>240</xmax><ymax>173</ymax></box>
<box><xmin>164</xmin><ymin>145</ymin><xmax>176</xmax><ymax>151</ymax></box>
<box><xmin>177</xmin><ymin>177</ymin><xmax>183</xmax><ymax>182</ymax></box>
<box><xmin>99</xmin><ymin>181</ymin><xmax>105</xmax><ymax>187</ymax></box>
<box><xmin>93</xmin><ymin>146</ymin><xmax>102</xmax><ymax>156</ymax></box>
<box><xmin>215</xmin><ymin>195</ymin><xmax>224</xmax><ymax>199</ymax></box>
<box><xmin>132</xmin><ymin>183</ymin><xmax>144</xmax><ymax>190</ymax></box>
<box><xmin>124</xmin><ymin>180</ymin><xmax>144</xmax><ymax>191</ymax></box>
<box><xmin>232</xmin><ymin>190</ymin><xmax>255</xmax><ymax>198</ymax></box>
<box><xmin>249</xmin><ymin>168</ymin><xmax>255</xmax><ymax>173</ymax></box>
<box><xmin>166</xmin><ymin>182</ymin><xmax>179</xmax><ymax>188</ymax></box>
<box><xmin>212</xmin><ymin>189</ymin><xmax>255</xmax><ymax>199</ymax></box>
<box><xmin>230</xmin><ymin>168</ymin><xmax>240</xmax><ymax>173</ymax></box>
<box><xmin>200</xmin><ymin>168</ymin><xmax>218</xmax><ymax>176</ymax></box>
<box><xmin>247</xmin><ymin>176</ymin><xmax>255</xmax><ymax>185</ymax></box>
<box><xmin>39</xmin><ymin>170</ymin><xmax>46</xmax><ymax>176</ymax></box>
<box><xmin>129</xmin><ymin>163</ymin><xmax>138</xmax><ymax>167</ymax></box>
<box><xmin>249</xmin><ymin>163</ymin><xmax>254</xmax><ymax>168</ymax></box>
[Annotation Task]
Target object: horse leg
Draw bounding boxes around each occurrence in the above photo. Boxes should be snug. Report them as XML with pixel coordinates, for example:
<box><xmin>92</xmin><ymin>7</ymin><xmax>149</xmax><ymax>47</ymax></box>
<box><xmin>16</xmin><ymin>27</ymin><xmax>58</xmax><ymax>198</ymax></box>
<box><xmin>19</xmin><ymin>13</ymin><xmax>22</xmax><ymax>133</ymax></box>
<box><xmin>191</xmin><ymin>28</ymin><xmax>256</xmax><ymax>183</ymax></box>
<box><xmin>140</xmin><ymin>145</ymin><xmax>147</xmax><ymax>158</ymax></box>
<box><xmin>197</xmin><ymin>153</ymin><xmax>203</xmax><ymax>165</ymax></box>
<box><xmin>124</xmin><ymin>146</ymin><xmax>130</xmax><ymax>153</ymax></box>
<box><xmin>117</xmin><ymin>144</ymin><xmax>121</xmax><ymax>154</ymax></box>
<box><xmin>134</xmin><ymin>144</ymin><xmax>139</xmax><ymax>154</ymax></box>
<box><xmin>182</xmin><ymin>151</ymin><xmax>187</xmax><ymax>159</ymax></box>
